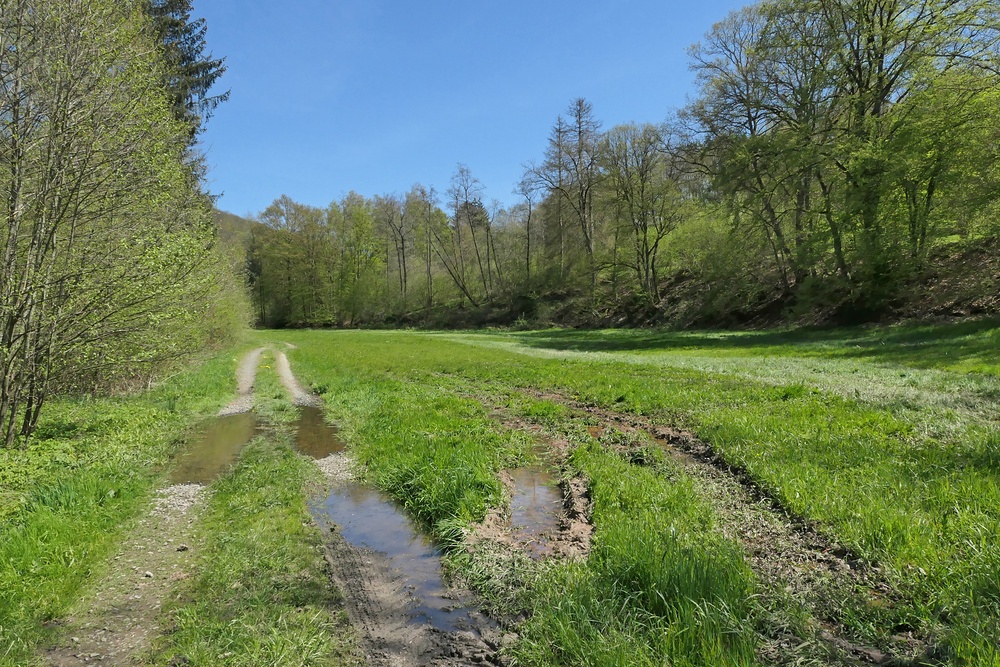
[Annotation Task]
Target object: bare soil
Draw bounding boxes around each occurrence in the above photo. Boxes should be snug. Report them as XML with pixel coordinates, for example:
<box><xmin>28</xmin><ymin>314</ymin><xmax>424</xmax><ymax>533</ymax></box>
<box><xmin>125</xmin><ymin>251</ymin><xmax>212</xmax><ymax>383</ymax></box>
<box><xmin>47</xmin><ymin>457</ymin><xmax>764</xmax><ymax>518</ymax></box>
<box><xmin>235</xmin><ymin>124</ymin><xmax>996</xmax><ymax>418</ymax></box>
<box><xmin>468</xmin><ymin>418</ymin><xmax>592</xmax><ymax>562</ymax></box>
<box><xmin>43</xmin><ymin>485</ymin><xmax>204</xmax><ymax>666</ymax></box>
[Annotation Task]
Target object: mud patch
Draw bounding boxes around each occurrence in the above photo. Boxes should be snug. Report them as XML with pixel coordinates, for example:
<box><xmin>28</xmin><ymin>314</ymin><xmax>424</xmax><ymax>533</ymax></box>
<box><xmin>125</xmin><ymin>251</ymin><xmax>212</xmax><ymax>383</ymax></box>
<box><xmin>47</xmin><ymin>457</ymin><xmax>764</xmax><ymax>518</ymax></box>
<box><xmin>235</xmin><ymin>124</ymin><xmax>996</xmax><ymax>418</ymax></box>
<box><xmin>310</xmin><ymin>461</ymin><xmax>500</xmax><ymax>665</ymax></box>
<box><xmin>469</xmin><ymin>422</ymin><xmax>592</xmax><ymax>562</ymax></box>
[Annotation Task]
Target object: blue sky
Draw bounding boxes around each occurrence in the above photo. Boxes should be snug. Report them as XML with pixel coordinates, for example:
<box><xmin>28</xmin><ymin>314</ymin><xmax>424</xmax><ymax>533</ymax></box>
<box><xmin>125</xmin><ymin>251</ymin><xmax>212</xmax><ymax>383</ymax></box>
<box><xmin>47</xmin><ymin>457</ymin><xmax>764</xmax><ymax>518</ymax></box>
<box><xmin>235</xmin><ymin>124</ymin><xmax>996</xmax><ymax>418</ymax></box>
<box><xmin>196</xmin><ymin>1</ymin><xmax>748</xmax><ymax>217</ymax></box>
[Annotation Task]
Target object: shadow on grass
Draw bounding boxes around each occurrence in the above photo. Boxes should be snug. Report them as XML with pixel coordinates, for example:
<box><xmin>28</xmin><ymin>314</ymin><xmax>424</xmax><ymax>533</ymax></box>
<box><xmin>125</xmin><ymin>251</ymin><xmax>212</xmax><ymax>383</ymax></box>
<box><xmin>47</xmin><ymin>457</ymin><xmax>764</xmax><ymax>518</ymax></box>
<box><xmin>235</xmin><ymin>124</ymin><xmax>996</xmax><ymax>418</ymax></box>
<box><xmin>509</xmin><ymin>317</ymin><xmax>1000</xmax><ymax>373</ymax></box>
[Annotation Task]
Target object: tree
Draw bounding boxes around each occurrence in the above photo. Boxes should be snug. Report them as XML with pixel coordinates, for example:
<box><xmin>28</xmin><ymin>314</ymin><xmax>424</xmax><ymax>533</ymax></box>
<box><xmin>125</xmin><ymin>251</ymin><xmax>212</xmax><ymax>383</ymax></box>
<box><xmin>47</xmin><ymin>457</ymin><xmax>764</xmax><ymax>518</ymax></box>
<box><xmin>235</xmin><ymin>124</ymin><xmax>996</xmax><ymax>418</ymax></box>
<box><xmin>146</xmin><ymin>0</ymin><xmax>229</xmax><ymax>141</ymax></box>
<box><xmin>600</xmin><ymin>123</ymin><xmax>688</xmax><ymax>303</ymax></box>
<box><xmin>1</xmin><ymin>0</ymin><xmax>240</xmax><ymax>446</ymax></box>
<box><xmin>686</xmin><ymin>0</ymin><xmax>1000</xmax><ymax>308</ymax></box>
<box><xmin>533</xmin><ymin>99</ymin><xmax>604</xmax><ymax>290</ymax></box>
<box><xmin>405</xmin><ymin>185</ymin><xmax>444</xmax><ymax>309</ymax></box>
<box><xmin>373</xmin><ymin>193</ymin><xmax>413</xmax><ymax>309</ymax></box>
<box><xmin>515</xmin><ymin>175</ymin><xmax>540</xmax><ymax>287</ymax></box>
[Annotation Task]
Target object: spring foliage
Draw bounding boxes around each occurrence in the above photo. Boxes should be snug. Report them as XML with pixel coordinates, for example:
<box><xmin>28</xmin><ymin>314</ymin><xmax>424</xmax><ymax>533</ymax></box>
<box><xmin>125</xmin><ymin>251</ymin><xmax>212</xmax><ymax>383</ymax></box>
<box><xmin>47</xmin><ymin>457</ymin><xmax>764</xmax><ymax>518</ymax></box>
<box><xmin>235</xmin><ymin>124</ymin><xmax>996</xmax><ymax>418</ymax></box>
<box><xmin>0</xmin><ymin>0</ymin><xmax>247</xmax><ymax>446</ymax></box>
<box><xmin>244</xmin><ymin>0</ymin><xmax>1000</xmax><ymax>329</ymax></box>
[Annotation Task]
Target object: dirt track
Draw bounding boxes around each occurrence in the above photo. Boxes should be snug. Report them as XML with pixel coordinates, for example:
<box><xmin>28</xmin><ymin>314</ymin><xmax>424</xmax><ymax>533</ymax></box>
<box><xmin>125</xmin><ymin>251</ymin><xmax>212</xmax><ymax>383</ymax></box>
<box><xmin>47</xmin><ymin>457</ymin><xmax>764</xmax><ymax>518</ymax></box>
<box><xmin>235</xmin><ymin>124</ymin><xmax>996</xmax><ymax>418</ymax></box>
<box><xmin>44</xmin><ymin>348</ymin><xmax>505</xmax><ymax>666</ymax></box>
<box><xmin>217</xmin><ymin>346</ymin><xmax>264</xmax><ymax>415</ymax></box>
<box><xmin>43</xmin><ymin>486</ymin><xmax>205</xmax><ymax>666</ymax></box>
<box><xmin>42</xmin><ymin>348</ymin><xmax>268</xmax><ymax>666</ymax></box>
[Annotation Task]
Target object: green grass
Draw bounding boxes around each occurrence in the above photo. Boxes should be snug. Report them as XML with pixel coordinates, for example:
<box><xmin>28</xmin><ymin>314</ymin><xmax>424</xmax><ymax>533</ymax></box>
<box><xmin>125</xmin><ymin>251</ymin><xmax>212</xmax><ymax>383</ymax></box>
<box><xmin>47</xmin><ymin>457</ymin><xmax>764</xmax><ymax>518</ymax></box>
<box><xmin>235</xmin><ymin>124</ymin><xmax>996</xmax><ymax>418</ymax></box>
<box><xmin>514</xmin><ymin>442</ymin><xmax>759</xmax><ymax>667</ymax></box>
<box><xmin>264</xmin><ymin>324</ymin><xmax>1000</xmax><ymax>665</ymax></box>
<box><xmin>264</xmin><ymin>331</ymin><xmax>766</xmax><ymax>664</ymax></box>
<box><xmin>0</xmin><ymin>347</ymin><xmax>249</xmax><ymax>665</ymax></box>
<box><xmin>151</xmin><ymin>432</ymin><xmax>356</xmax><ymax>667</ymax></box>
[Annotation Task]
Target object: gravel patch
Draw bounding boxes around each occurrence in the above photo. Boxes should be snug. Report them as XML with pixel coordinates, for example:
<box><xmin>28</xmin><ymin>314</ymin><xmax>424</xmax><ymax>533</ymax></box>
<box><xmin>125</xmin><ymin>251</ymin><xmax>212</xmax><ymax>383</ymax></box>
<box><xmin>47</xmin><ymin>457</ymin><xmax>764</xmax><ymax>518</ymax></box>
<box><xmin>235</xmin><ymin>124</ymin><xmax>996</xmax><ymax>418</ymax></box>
<box><xmin>314</xmin><ymin>453</ymin><xmax>354</xmax><ymax>484</ymax></box>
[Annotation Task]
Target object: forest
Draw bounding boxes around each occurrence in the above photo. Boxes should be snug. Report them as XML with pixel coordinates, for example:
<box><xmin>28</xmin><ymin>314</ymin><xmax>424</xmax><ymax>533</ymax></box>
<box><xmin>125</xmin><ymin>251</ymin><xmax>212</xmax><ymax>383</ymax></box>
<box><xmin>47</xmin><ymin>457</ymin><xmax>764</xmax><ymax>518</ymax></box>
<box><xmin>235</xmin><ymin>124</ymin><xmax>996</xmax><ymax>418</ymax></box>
<box><xmin>243</xmin><ymin>0</ymin><xmax>1000</xmax><ymax>330</ymax></box>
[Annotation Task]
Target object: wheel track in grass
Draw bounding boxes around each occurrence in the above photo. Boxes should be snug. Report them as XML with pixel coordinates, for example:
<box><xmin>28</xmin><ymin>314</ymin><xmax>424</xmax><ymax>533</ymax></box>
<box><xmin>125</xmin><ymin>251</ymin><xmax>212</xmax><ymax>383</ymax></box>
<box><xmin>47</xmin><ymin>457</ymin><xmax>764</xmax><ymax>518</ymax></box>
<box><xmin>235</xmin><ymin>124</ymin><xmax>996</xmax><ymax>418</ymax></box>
<box><xmin>465</xmin><ymin>383</ymin><xmax>934</xmax><ymax>667</ymax></box>
<box><xmin>280</xmin><ymin>351</ymin><xmax>502</xmax><ymax>666</ymax></box>
<box><xmin>467</xmin><ymin>418</ymin><xmax>593</xmax><ymax>563</ymax></box>
<box><xmin>41</xmin><ymin>348</ymin><xmax>266</xmax><ymax>667</ymax></box>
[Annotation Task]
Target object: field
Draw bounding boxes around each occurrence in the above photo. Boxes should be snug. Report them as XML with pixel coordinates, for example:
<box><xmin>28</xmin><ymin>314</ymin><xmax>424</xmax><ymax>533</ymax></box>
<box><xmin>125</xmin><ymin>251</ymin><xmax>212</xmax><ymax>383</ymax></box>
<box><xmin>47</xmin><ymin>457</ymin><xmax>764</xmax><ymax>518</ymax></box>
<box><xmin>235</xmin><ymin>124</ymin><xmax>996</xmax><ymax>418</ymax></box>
<box><xmin>2</xmin><ymin>319</ymin><xmax>999</xmax><ymax>666</ymax></box>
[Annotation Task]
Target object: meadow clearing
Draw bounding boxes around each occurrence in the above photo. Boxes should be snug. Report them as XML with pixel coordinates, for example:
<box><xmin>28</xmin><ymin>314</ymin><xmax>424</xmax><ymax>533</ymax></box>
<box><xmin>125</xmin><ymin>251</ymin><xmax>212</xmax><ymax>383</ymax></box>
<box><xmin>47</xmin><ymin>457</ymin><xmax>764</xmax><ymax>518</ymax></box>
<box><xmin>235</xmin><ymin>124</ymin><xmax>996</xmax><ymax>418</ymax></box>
<box><xmin>2</xmin><ymin>319</ymin><xmax>998</xmax><ymax>666</ymax></box>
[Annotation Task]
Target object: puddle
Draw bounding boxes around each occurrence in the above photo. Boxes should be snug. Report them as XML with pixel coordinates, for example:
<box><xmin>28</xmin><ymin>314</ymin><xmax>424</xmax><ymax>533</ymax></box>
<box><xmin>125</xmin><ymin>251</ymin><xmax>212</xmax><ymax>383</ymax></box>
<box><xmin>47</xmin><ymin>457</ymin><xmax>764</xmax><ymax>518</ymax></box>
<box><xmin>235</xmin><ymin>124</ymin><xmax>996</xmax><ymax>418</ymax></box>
<box><xmin>293</xmin><ymin>406</ymin><xmax>346</xmax><ymax>458</ymax></box>
<box><xmin>170</xmin><ymin>413</ymin><xmax>262</xmax><ymax>484</ymax></box>
<box><xmin>304</xmin><ymin>407</ymin><xmax>490</xmax><ymax>634</ymax></box>
<box><xmin>509</xmin><ymin>466</ymin><xmax>563</xmax><ymax>557</ymax></box>
<box><xmin>309</xmin><ymin>484</ymin><xmax>486</xmax><ymax>633</ymax></box>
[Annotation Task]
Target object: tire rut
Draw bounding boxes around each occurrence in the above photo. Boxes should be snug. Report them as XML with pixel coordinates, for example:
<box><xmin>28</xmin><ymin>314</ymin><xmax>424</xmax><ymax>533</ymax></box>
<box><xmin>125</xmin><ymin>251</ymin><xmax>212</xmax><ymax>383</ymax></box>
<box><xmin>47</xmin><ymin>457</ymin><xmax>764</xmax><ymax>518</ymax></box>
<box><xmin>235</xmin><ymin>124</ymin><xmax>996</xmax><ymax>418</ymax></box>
<box><xmin>310</xmin><ymin>456</ymin><xmax>500</xmax><ymax>667</ymax></box>
<box><xmin>41</xmin><ymin>348</ymin><xmax>266</xmax><ymax>666</ymax></box>
<box><xmin>277</xmin><ymin>352</ymin><xmax>501</xmax><ymax>666</ymax></box>
<box><xmin>482</xmin><ymin>387</ymin><xmax>928</xmax><ymax>666</ymax></box>
<box><xmin>217</xmin><ymin>346</ymin><xmax>265</xmax><ymax>415</ymax></box>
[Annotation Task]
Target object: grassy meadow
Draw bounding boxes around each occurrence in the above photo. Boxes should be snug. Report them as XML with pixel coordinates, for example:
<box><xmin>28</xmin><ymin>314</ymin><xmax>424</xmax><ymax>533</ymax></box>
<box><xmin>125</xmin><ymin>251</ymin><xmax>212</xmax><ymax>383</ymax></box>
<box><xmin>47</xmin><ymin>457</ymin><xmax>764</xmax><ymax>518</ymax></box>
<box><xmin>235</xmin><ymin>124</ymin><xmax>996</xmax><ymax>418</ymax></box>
<box><xmin>266</xmin><ymin>318</ymin><xmax>1000</xmax><ymax>665</ymax></box>
<box><xmin>1</xmin><ymin>318</ymin><xmax>997</xmax><ymax>666</ymax></box>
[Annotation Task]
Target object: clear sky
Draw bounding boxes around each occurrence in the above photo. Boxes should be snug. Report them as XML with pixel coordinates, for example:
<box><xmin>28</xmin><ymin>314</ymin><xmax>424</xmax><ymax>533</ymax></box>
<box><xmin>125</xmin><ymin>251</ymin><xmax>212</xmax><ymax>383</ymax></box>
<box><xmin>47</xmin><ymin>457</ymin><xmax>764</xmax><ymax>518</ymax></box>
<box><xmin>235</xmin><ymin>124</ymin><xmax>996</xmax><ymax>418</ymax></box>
<box><xmin>195</xmin><ymin>1</ymin><xmax>748</xmax><ymax>218</ymax></box>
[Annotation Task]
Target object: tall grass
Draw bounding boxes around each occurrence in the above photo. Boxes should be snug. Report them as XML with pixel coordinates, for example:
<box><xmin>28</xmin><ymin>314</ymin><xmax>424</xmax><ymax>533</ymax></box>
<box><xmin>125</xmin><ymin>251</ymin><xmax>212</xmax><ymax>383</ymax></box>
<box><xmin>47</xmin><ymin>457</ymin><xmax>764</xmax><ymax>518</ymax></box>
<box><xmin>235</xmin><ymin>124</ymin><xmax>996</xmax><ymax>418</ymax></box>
<box><xmin>515</xmin><ymin>442</ymin><xmax>759</xmax><ymax>667</ymax></box>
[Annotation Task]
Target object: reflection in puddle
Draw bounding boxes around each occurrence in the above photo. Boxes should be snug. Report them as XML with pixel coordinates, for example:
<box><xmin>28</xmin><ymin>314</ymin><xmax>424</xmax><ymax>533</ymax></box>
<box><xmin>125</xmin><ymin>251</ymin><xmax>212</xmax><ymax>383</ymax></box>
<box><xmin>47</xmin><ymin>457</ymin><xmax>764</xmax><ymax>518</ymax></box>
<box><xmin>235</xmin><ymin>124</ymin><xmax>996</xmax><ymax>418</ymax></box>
<box><xmin>309</xmin><ymin>484</ymin><xmax>484</xmax><ymax>632</ymax></box>
<box><xmin>509</xmin><ymin>466</ymin><xmax>563</xmax><ymax>557</ymax></box>
<box><xmin>294</xmin><ymin>406</ymin><xmax>345</xmax><ymax>458</ymax></box>
<box><xmin>171</xmin><ymin>413</ymin><xmax>262</xmax><ymax>484</ymax></box>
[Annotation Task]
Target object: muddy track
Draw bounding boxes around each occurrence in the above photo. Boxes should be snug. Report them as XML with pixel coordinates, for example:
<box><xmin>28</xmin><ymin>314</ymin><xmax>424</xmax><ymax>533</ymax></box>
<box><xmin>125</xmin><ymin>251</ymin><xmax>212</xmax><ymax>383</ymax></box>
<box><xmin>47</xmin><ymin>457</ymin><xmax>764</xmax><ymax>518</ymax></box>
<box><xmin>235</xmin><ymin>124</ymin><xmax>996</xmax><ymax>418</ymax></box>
<box><xmin>41</xmin><ymin>349</ymin><xmax>267</xmax><ymax>666</ymax></box>
<box><xmin>277</xmin><ymin>351</ymin><xmax>502</xmax><ymax>666</ymax></box>
<box><xmin>311</xmin><ymin>454</ymin><xmax>501</xmax><ymax>666</ymax></box>
<box><xmin>478</xmin><ymin>387</ymin><xmax>930</xmax><ymax>666</ymax></box>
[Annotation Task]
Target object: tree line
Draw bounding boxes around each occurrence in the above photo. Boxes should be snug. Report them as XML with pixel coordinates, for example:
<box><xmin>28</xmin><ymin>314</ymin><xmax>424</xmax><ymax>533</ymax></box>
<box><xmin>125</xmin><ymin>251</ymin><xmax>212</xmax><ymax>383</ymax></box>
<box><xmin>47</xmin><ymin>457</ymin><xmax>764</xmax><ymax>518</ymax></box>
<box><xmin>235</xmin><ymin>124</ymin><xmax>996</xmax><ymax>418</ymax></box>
<box><xmin>247</xmin><ymin>0</ymin><xmax>1000</xmax><ymax>329</ymax></box>
<box><xmin>0</xmin><ymin>0</ymin><xmax>247</xmax><ymax>446</ymax></box>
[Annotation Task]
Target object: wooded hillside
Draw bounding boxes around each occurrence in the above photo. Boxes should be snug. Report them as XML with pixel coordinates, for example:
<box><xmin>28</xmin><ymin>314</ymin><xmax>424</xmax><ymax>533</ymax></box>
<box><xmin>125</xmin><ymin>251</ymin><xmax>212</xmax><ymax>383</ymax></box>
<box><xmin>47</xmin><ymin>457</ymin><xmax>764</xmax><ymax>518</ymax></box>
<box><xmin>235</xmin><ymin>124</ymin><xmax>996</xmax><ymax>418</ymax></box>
<box><xmin>241</xmin><ymin>0</ymin><xmax>1000</xmax><ymax>329</ymax></box>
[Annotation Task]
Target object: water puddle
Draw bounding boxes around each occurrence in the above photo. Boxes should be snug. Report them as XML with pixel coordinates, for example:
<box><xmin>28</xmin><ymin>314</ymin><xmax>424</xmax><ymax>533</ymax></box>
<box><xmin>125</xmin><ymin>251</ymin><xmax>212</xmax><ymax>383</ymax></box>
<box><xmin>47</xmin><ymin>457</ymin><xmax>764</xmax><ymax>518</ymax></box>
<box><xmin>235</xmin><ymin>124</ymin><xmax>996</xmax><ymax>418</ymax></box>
<box><xmin>509</xmin><ymin>465</ymin><xmax>563</xmax><ymax>557</ymax></box>
<box><xmin>302</xmin><ymin>405</ymin><xmax>487</xmax><ymax>633</ymax></box>
<box><xmin>170</xmin><ymin>413</ymin><xmax>262</xmax><ymax>484</ymax></box>
<box><xmin>293</xmin><ymin>406</ymin><xmax>346</xmax><ymax>458</ymax></box>
<box><xmin>309</xmin><ymin>484</ymin><xmax>485</xmax><ymax>632</ymax></box>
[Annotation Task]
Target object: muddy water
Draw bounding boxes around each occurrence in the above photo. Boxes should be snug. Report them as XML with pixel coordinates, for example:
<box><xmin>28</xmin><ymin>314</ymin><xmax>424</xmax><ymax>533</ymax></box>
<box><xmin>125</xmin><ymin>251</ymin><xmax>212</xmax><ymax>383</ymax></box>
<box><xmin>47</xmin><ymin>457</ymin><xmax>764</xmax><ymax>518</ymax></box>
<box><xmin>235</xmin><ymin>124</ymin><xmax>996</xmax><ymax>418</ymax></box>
<box><xmin>170</xmin><ymin>413</ymin><xmax>262</xmax><ymax>484</ymax></box>
<box><xmin>293</xmin><ymin>406</ymin><xmax>345</xmax><ymax>458</ymax></box>
<box><xmin>509</xmin><ymin>465</ymin><xmax>563</xmax><ymax>556</ymax></box>
<box><xmin>309</xmin><ymin>485</ymin><xmax>485</xmax><ymax>632</ymax></box>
